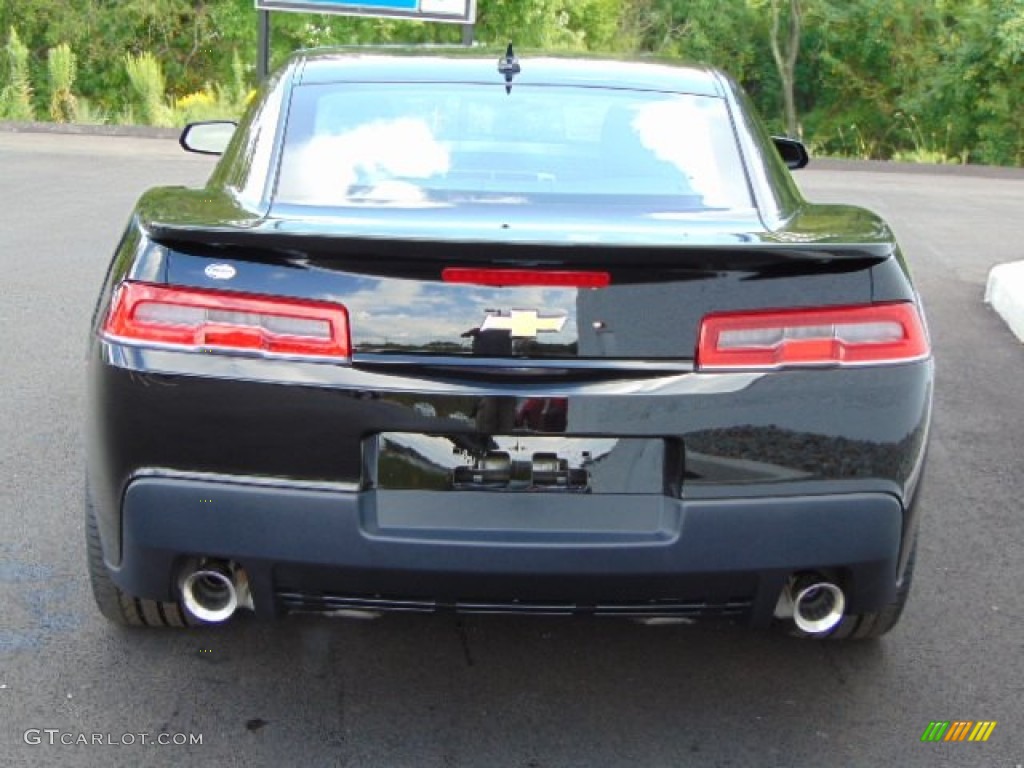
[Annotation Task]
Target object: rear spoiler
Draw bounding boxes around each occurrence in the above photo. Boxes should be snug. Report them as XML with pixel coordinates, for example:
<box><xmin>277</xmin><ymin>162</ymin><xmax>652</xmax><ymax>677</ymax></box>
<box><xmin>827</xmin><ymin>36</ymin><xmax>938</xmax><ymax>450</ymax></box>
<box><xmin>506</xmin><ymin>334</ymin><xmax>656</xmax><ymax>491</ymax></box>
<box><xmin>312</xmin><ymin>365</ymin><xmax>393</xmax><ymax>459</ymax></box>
<box><xmin>136</xmin><ymin>184</ymin><xmax>895</xmax><ymax>267</ymax></box>
<box><xmin>143</xmin><ymin>221</ymin><xmax>894</xmax><ymax>269</ymax></box>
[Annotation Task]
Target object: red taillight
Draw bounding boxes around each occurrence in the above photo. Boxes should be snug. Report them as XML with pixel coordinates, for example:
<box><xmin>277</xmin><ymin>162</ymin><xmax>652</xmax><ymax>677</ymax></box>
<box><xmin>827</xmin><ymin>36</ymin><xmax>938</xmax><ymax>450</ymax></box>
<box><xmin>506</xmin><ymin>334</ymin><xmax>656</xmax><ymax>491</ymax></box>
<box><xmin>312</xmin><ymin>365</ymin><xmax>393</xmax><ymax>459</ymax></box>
<box><xmin>103</xmin><ymin>282</ymin><xmax>350</xmax><ymax>360</ymax></box>
<box><xmin>697</xmin><ymin>302</ymin><xmax>929</xmax><ymax>371</ymax></box>
<box><xmin>442</xmin><ymin>268</ymin><xmax>610</xmax><ymax>288</ymax></box>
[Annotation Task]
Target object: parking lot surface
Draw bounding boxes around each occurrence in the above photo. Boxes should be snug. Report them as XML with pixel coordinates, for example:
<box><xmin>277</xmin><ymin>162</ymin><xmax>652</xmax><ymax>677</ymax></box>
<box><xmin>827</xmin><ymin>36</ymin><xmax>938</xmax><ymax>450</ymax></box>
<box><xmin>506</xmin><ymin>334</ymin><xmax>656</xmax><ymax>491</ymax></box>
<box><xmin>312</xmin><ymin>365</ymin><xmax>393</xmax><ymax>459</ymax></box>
<box><xmin>1</xmin><ymin>132</ymin><xmax>1022</xmax><ymax>767</ymax></box>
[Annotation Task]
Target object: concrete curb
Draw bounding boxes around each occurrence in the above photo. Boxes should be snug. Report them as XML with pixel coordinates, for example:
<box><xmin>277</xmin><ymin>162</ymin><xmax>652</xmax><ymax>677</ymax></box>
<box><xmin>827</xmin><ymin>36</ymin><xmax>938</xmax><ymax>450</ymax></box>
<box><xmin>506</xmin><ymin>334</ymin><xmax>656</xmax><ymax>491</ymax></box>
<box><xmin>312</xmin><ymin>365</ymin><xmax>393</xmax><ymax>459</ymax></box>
<box><xmin>809</xmin><ymin>158</ymin><xmax>1024</xmax><ymax>181</ymax></box>
<box><xmin>986</xmin><ymin>262</ymin><xmax>1024</xmax><ymax>343</ymax></box>
<box><xmin>0</xmin><ymin>121</ymin><xmax>178</xmax><ymax>140</ymax></box>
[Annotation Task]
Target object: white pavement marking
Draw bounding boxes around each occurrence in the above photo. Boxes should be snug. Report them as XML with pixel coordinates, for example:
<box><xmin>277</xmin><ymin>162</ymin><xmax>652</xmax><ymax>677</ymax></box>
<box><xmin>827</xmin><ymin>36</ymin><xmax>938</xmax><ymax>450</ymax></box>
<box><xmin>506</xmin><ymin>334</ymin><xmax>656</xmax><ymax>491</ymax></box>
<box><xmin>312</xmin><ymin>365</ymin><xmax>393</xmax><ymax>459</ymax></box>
<box><xmin>985</xmin><ymin>261</ymin><xmax>1024</xmax><ymax>343</ymax></box>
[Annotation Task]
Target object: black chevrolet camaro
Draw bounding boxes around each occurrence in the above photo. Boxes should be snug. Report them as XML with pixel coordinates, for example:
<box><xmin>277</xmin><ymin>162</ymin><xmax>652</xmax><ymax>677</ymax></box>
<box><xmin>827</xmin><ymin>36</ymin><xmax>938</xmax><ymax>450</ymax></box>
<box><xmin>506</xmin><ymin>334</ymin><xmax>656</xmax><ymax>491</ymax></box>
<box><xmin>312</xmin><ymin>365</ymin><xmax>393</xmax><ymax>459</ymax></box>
<box><xmin>86</xmin><ymin>49</ymin><xmax>932</xmax><ymax>639</ymax></box>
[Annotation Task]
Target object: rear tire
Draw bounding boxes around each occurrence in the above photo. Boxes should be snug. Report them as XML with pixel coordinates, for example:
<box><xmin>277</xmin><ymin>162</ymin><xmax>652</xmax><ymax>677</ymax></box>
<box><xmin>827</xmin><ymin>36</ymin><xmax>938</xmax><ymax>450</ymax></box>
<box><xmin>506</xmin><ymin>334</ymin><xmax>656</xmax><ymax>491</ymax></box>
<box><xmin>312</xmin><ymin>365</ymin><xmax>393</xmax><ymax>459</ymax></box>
<box><xmin>85</xmin><ymin>487</ymin><xmax>195</xmax><ymax>628</ymax></box>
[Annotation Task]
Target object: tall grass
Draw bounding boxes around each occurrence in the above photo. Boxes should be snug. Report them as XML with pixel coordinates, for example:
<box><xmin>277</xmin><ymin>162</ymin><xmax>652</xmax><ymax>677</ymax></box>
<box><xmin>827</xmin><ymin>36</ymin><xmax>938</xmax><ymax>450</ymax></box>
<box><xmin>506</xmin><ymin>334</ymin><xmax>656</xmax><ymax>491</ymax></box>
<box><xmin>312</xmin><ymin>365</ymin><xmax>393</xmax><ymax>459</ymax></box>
<box><xmin>890</xmin><ymin>113</ymin><xmax>963</xmax><ymax>164</ymax></box>
<box><xmin>0</xmin><ymin>27</ymin><xmax>35</xmax><ymax>121</ymax></box>
<box><xmin>124</xmin><ymin>52</ymin><xmax>175</xmax><ymax>127</ymax></box>
<box><xmin>173</xmin><ymin>51</ymin><xmax>253</xmax><ymax>123</ymax></box>
<box><xmin>126</xmin><ymin>49</ymin><xmax>251</xmax><ymax>126</ymax></box>
<box><xmin>47</xmin><ymin>43</ymin><xmax>78</xmax><ymax>122</ymax></box>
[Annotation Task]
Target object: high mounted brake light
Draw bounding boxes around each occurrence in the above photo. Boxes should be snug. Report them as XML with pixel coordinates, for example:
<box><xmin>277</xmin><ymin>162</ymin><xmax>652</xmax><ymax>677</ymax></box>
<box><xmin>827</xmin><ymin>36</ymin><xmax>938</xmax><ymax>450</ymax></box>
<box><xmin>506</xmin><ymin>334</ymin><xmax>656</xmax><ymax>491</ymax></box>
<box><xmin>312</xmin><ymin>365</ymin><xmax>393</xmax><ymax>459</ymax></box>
<box><xmin>442</xmin><ymin>268</ymin><xmax>610</xmax><ymax>288</ymax></box>
<box><xmin>102</xmin><ymin>282</ymin><xmax>350</xmax><ymax>361</ymax></box>
<box><xmin>697</xmin><ymin>302</ymin><xmax>929</xmax><ymax>371</ymax></box>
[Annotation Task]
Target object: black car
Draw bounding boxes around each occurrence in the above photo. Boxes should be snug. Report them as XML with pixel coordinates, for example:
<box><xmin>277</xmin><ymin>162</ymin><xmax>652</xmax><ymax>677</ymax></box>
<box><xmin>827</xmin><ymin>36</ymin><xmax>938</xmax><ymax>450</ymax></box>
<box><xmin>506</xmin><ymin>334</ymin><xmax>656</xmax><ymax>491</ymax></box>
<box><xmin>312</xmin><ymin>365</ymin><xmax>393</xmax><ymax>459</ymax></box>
<box><xmin>86</xmin><ymin>49</ymin><xmax>932</xmax><ymax>639</ymax></box>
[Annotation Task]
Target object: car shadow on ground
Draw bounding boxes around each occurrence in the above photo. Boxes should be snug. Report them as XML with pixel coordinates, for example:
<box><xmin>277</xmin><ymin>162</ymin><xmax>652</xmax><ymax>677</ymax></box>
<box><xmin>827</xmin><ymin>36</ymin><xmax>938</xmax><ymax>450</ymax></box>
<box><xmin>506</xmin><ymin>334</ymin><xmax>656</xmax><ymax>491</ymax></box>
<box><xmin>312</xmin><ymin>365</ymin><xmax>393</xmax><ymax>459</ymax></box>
<box><xmin>93</xmin><ymin>611</ymin><xmax>889</xmax><ymax>764</ymax></box>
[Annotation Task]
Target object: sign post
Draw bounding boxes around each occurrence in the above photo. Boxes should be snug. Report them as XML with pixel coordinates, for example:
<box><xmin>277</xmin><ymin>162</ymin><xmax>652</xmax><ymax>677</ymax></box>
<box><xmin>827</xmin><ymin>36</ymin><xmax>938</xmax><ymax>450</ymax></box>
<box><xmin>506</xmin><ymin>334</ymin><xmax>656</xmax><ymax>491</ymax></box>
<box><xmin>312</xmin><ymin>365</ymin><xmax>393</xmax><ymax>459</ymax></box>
<box><xmin>257</xmin><ymin>10</ymin><xmax>271</xmax><ymax>82</ymax></box>
<box><xmin>254</xmin><ymin>0</ymin><xmax>477</xmax><ymax>80</ymax></box>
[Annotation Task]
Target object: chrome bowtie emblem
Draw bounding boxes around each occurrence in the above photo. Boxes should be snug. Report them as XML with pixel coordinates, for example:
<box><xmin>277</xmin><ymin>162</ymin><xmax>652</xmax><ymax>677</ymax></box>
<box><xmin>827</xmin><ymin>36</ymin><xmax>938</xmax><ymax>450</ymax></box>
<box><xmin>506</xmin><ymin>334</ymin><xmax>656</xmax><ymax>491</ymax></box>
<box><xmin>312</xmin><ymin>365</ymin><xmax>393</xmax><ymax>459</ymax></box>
<box><xmin>480</xmin><ymin>310</ymin><xmax>567</xmax><ymax>338</ymax></box>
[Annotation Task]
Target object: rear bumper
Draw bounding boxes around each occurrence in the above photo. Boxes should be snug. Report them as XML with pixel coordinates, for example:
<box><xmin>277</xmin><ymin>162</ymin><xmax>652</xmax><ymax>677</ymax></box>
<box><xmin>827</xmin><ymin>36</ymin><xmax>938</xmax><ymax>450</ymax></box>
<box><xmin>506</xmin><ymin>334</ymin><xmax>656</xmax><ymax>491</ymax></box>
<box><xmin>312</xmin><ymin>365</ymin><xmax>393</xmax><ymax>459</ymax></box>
<box><xmin>108</xmin><ymin>473</ymin><xmax>904</xmax><ymax>626</ymax></box>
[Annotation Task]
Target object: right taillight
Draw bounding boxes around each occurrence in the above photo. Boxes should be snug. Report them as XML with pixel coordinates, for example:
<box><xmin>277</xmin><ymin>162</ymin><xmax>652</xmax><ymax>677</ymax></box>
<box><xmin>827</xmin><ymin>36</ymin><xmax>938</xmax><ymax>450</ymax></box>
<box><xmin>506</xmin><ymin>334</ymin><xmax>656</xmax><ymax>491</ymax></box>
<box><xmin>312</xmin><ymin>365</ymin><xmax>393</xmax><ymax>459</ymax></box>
<box><xmin>697</xmin><ymin>302</ymin><xmax>929</xmax><ymax>371</ymax></box>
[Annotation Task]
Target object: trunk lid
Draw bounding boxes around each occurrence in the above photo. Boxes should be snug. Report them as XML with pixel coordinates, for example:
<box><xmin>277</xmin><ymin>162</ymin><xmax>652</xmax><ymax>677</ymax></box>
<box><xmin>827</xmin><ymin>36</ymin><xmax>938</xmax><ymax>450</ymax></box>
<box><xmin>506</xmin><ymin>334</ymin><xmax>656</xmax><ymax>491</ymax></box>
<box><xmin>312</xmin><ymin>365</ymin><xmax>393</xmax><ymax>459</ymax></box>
<box><xmin>144</xmin><ymin>191</ymin><xmax>890</xmax><ymax>363</ymax></box>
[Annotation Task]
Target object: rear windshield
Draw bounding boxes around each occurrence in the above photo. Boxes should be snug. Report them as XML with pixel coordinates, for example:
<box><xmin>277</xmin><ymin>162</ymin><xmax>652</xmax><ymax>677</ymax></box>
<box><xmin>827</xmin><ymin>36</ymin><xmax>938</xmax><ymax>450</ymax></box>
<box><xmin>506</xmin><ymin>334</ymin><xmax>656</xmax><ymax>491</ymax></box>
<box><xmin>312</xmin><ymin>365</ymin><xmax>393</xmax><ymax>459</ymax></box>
<box><xmin>275</xmin><ymin>82</ymin><xmax>753</xmax><ymax>211</ymax></box>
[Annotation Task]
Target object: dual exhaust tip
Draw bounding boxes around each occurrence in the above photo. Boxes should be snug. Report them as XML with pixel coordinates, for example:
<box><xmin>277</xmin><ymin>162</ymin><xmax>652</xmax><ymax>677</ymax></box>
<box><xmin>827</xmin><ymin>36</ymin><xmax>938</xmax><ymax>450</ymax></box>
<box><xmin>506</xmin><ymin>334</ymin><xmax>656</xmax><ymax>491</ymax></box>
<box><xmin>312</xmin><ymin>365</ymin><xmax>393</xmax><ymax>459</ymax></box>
<box><xmin>180</xmin><ymin>560</ymin><xmax>252</xmax><ymax>624</ymax></box>
<box><xmin>778</xmin><ymin>573</ymin><xmax>846</xmax><ymax>635</ymax></box>
<box><xmin>179</xmin><ymin>561</ymin><xmax>846</xmax><ymax>632</ymax></box>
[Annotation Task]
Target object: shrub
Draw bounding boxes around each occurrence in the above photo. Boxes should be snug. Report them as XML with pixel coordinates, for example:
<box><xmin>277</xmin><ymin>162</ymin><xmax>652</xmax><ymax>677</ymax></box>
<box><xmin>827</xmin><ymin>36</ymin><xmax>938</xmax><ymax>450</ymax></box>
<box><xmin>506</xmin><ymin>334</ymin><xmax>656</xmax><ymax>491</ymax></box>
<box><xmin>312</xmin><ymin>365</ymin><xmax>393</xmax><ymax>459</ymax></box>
<box><xmin>0</xmin><ymin>27</ymin><xmax>35</xmax><ymax>121</ymax></box>
<box><xmin>123</xmin><ymin>52</ymin><xmax>174</xmax><ymax>126</ymax></box>
<box><xmin>47</xmin><ymin>43</ymin><xmax>78</xmax><ymax>123</ymax></box>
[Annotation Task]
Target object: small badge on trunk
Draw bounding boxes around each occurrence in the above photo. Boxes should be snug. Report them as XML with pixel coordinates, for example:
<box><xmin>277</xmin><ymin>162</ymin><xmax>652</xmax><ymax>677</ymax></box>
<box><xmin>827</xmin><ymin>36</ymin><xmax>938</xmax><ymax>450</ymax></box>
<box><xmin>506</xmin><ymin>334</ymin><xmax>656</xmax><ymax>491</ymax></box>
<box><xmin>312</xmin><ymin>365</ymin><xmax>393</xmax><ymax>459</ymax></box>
<box><xmin>204</xmin><ymin>263</ymin><xmax>236</xmax><ymax>280</ymax></box>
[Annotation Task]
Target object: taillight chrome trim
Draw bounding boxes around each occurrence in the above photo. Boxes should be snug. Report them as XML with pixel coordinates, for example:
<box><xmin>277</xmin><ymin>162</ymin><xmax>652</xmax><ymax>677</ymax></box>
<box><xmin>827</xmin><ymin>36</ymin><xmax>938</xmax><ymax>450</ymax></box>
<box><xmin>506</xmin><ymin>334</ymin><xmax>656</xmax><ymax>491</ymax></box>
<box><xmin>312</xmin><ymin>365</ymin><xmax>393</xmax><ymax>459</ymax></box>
<box><xmin>101</xmin><ymin>281</ymin><xmax>351</xmax><ymax>363</ymax></box>
<box><xmin>696</xmin><ymin>302</ymin><xmax>931</xmax><ymax>371</ymax></box>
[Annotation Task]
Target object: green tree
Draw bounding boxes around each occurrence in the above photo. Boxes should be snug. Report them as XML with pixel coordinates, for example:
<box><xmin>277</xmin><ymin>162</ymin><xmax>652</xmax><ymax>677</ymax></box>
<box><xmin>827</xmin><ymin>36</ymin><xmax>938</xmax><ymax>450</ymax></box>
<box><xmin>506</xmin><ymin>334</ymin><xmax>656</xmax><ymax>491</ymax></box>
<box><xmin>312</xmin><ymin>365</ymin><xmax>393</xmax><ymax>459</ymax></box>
<box><xmin>926</xmin><ymin>0</ymin><xmax>1023</xmax><ymax>165</ymax></box>
<box><xmin>477</xmin><ymin>0</ymin><xmax>625</xmax><ymax>49</ymax></box>
<box><xmin>0</xmin><ymin>0</ymin><xmax>1019</xmax><ymax>164</ymax></box>
<box><xmin>767</xmin><ymin>0</ymin><xmax>802</xmax><ymax>138</ymax></box>
<box><xmin>620</xmin><ymin>1</ymin><xmax>779</xmax><ymax>125</ymax></box>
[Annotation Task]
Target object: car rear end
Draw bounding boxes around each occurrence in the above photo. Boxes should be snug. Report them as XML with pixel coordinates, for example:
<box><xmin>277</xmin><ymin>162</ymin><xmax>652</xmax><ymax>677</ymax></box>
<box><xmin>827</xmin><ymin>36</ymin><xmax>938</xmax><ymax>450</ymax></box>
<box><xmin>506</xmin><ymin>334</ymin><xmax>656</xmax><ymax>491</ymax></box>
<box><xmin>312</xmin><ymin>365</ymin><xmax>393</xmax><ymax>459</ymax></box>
<box><xmin>85</xmin><ymin>54</ymin><xmax>932</xmax><ymax>636</ymax></box>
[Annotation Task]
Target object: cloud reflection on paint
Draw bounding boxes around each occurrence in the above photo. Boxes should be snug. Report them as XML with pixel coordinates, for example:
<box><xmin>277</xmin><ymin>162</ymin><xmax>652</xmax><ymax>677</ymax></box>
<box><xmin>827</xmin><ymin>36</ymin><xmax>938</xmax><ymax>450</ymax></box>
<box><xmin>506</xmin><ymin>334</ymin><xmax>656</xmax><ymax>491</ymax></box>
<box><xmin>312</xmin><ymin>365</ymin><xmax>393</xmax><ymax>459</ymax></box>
<box><xmin>330</xmin><ymin>280</ymin><xmax>578</xmax><ymax>347</ymax></box>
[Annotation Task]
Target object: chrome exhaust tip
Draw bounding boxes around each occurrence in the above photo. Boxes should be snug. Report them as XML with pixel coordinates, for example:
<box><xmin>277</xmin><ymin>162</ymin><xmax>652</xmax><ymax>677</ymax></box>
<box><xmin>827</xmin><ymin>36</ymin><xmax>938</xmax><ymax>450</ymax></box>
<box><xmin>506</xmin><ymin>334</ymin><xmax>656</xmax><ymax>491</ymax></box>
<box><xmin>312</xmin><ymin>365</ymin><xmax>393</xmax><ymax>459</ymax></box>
<box><xmin>791</xmin><ymin>577</ymin><xmax>846</xmax><ymax>635</ymax></box>
<box><xmin>180</xmin><ymin>560</ymin><xmax>251</xmax><ymax>624</ymax></box>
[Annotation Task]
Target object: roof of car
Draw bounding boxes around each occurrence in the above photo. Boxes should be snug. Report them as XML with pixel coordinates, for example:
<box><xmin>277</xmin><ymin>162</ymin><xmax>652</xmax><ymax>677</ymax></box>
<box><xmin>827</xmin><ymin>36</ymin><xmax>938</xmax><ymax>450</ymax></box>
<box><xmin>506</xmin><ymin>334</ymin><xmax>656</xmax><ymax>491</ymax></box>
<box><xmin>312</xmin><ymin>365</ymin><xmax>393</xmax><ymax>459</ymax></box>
<box><xmin>294</xmin><ymin>48</ymin><xmax>724</xmax><ymax>97</ymax></box>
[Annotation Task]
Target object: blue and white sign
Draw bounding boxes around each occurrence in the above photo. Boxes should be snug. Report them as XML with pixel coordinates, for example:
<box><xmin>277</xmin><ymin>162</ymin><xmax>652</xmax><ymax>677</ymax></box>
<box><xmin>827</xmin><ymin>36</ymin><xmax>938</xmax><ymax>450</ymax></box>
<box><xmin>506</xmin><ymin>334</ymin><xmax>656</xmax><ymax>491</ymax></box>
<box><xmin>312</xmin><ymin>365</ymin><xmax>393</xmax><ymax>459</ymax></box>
<box><xmin>255</xmin><ymin>0</ymin><xmax>476</xmax><ymax>23</ymax></box>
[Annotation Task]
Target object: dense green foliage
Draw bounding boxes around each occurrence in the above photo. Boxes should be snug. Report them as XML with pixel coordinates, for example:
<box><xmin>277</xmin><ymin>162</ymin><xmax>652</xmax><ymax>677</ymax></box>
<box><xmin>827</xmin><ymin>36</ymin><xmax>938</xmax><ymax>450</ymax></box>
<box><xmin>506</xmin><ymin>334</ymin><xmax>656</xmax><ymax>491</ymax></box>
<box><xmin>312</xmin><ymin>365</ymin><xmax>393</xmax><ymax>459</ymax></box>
<box><xmin>0</xmin><ymin>0</ymin><xmax>1020</xmax><ymax>164</ymax></box>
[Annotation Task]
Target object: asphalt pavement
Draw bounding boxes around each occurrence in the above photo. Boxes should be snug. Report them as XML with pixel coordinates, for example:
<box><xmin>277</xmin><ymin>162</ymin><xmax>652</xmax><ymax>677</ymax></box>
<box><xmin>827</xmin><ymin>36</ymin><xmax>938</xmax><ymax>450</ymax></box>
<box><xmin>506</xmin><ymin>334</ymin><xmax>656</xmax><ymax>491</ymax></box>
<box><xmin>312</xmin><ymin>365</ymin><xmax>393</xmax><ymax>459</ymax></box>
<box><xmin>0</xmin><ymin>132</ymin><xmax>1022</xmax><ymax>768</ymax></box>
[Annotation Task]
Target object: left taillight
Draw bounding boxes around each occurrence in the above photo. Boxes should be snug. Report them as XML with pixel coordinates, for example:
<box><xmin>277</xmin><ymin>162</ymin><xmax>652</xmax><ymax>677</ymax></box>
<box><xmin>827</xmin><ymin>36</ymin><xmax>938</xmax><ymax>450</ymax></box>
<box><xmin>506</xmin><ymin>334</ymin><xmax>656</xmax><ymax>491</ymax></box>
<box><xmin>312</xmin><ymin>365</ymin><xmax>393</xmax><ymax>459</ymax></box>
<box><xmin>697</xmin><ymin>301</ymin><xmax>929</xmax><ymax>371</ymax></box>
<box><xmin>102</xmin><ymin>282</ymin><xmax>350</xmax><ymax>361</ymax></box>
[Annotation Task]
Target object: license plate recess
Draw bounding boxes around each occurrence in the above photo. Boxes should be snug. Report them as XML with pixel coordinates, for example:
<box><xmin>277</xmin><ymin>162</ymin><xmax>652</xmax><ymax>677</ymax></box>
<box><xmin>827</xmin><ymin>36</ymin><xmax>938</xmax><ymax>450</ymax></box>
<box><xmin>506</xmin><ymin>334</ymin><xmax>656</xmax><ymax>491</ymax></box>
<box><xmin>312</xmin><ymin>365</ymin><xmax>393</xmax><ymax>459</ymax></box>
<box><xmin>370</xmin><ymin>433</ymin><xmax>673</xmax><ymax>494</ymax></box>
